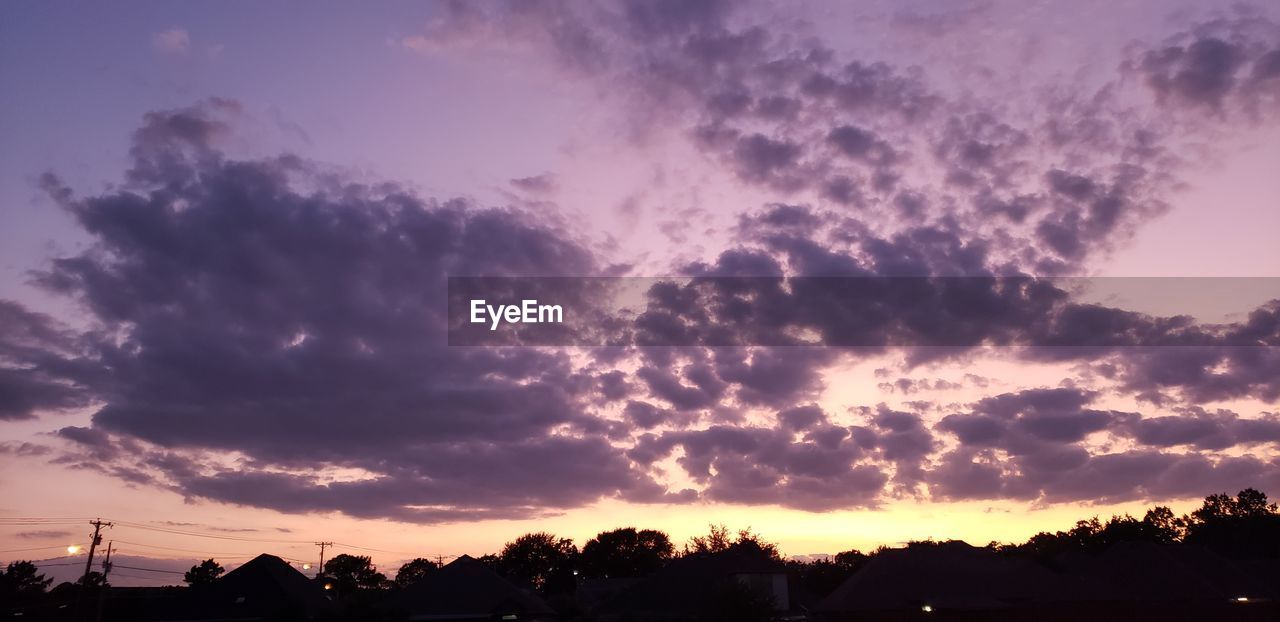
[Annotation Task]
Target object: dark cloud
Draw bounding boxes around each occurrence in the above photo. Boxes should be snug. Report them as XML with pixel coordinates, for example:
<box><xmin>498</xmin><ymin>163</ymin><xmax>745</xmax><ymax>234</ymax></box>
<box><xmin>0</xmin><ymin>301</ymin><xmax>97</xmax><ymax>420</ymax></box>
<box><xmin>635</xmin><ymin>362</ymin><xmax>726</xmax><ymax>411</ymax></box>
<box><xmin>628</xmin><ymin>422</ymin><xmax>885</xmax><ymax>511</ymax></box>
<box><xmin>510</xmin><ymin>173</ymin><xmax>558</xmax><ymax>195</ymax></box>
<box><xmin>622</xmin><ymin>400</ymin><xmax>681</xmax><ymax>429</ymax></box>
<box><xmin>1119</xmin><ymin>407</ymin><xmax>1280</xmax><ymax>450</ymax></box>
<box><xmin>8</xmin><ymin>5</ymin><xmax>1279</xmax><ymax>520</ymax></box>
<box><xmin>777</xmin><ymin>404</ymin><xmax>826</xmax><ymax>431</ymax></box>
<box><xmin>15</xmin><ymin>529</ymin><xmax>72</xmax><ymax>540</ymax></box>
<box><xmin>1133</xmin><ymin>17</ymin><xmax>1280</xmax><ymax>119</ymax></box>
<box><xmin>728</xmin><ymin>133</ymin><xmax>804</xmax><ymax>190</ymax></box>
<box><xmin>1141</xmin><ymin>37</ymin><xmax>1246</xmax><ymax>110</ymax></box>
<box><xmin>0</xmin><ymin>441</ymin><xmax>51</xmax><ymax>457</ymax></box>
<box><xmin>427</xmin><ymin>0</ymin><xmax>1185</xmax><ymax>273</ymax></box>
<box><xmin>1042</xmin><ymin>452</ymin><xmax>1280</xmax><ymax>504</ymax></box>
<box><xmin>866</xmin><ymin>406</ymin><xmax>935</xmax><ymax>490</ymax></box>
<box><xmin>930</xmin><ymin>387</ymin><xmax>1280</xmax><ymax>503</ymax></box>
<box><xmin>25</xmin><ymin>100</ymin><xmax>673</xmax><ymax>521</ymax></box>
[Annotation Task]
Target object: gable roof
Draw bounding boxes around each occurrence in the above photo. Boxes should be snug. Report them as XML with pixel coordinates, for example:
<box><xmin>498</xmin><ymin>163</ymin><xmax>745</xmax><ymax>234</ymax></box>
<box><xmin>816</xmin><ymin>541</ymin><xmax>1054</xmax><ymax>612</ymax></box>
<box><xmin>1055</xmin><ymin>542</ymin><xmax>1277</xmax><ymax>603</ymax></box>
<box><xmin>601</xmin><ymin>547</ymin><xmax>794</xmax><ymax>616</ymax></box>
<box><xmin>165</xmin><ymin>553</ymin><xmax>332</xmax><ymax>621</ymax></box>
<box><xmin>383</xmin><ymin>554</ymin><xmax>555</xmax><ymax>620</ymax></box>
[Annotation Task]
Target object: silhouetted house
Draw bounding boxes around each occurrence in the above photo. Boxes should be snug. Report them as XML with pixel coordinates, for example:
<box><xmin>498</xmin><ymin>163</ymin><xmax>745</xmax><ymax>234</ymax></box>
<box><xmin>160</xmin><ymin>553</ymin><xmax>332</xmax><ymax>621</ymax></box>
<box><xmin>100</xmin><ymin>586</ymin><xmax>185</xmax><ymax>622</ymax></box>
<box><xmin>596</xmin><ymin>547</ymin><xmax>810</xmax><ymax>621</ymax></box>
<box><xmin>575</xmin><ymin>577</ymin><xmax>640</xmax><ymax>613</ymax></box>
<box><xmin>1237</xmin><ymin>558</ymin><xmax>1280</xmax><ymax>596</ymax></box>
<box><xmin>814</xmin><ymin>541</ymin><xmax>1053</xmax><ymax>621</ymax></box>
<box><xmin>382</xmin><ymin>554</ymin><xmax>556</xmax><ymax>621</ymax></box>
<box><xmin>1045</xmin><ymin>542</ymin><xmax>1279</xmax><ymax>621</ymax></box>
<box><xmin>816</xmin><ymin>540</ymin><xmax>1280</xmax><ymax>622</ymax></box>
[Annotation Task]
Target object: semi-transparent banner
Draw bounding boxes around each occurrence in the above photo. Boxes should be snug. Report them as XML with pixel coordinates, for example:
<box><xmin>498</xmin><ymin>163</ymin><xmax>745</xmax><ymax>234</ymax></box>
<box><xmin>446</xmin><ymin>276</ymin><xmax>1280</xmax><ymax>347</ymax></box>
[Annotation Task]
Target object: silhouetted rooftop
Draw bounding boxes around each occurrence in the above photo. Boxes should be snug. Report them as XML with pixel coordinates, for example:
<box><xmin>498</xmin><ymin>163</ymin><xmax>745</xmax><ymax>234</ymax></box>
<box><xmin>382</xmin><ymin>554</ymin><xmax>555</xmax><ymax>621</ymax></box>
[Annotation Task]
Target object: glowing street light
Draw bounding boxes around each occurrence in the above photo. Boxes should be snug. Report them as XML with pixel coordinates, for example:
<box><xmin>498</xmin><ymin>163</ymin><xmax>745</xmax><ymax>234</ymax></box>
<box><xmin>921</xmin><ymin>604</ymin><xmax>934</xmax><ymax>613</ymax></box>
<box><xmin>66</xmin><ymin>545</ymin><xmax>82</xmax><ymax>555</ymax></box>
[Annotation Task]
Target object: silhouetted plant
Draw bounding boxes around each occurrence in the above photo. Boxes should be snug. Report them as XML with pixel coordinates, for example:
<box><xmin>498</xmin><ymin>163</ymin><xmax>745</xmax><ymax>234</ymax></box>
<box><xmin>323</xmin><ymin>553</ymin><xmax>388</xmax><ymax>597</ymax></box>
<box><xmin>785</xmin><ymin>549</ymin><xmax>866</xmax><ymax>596</ymax></box>
<box><xmin>1004</xmin><ymin>488</ymin><xmax>1280</xmax><ymax>560</ymax></box>
<box><xmin>684</xmin><ymin>524</ymin><xmax>781</xmax><ymax>560</ymax></box>
<box><xmin>580</xmin><ymin>527</ymin><xmax>674</xmax><ymax>578</ymax></box>
<box><xmin>393</xmin><ymin>557</ymin><xmax>438</xmax><ymax>587</ymax></box>
<box><xmin>0</xmin><ymin>560</ymin><xmax>53</xmax><ymax>604</ymax></box>
<box><xmin>184</xmin><ymin>558</ymin><xmax>225</xmax><ymax>586</ymax></box>
<box><xmin>1183</xmin><ymin>488</ymin><xmax>1280</xmax><ymax>559</ymax></box>
<box><xmin>496</xmin><ymin>532</ymin><xmax>578</xmax><ymax>594</ymax></box>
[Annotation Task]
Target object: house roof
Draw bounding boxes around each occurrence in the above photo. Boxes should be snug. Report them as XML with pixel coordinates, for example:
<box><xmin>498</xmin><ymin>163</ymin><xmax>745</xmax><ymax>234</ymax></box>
<box><xmin>166</xmin><ymin>553</ymin><xmax>332</xmax><ymax>621</ymax></box>
<box><xmin>382</xmin><ymin>554</ymin><xmax>555</xmax><ymax>620</ymax></box>
<box><xmin>601</xmin><ymin>547</ymin><xmax>794</xmax><ymax>615</ymax></box>
<box><xmin>816</xmin><ymin>541</ymin><xmax>1054</xmax><ymax>612</ymax></box>
<box><xmin>818</xmin><ymin>540</ymin><xmax>1280</xmax><ymax>614</ymax></box>
<box><xmin>1054</xmin><ymin>542</ymin><xmax>1278</xmax><ymax>603</ymax></box>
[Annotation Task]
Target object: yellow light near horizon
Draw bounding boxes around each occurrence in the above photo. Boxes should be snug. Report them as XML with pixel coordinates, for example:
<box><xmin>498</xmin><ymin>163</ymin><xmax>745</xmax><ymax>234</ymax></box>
<box><xmin>66</xmin><ymin>545</ymin><xmax>82</xmax><ymax>554</ymax></box>
<box><xmin>303</xmin><ymin>563</ymin><xmax>312</xmax><ymax>570</ymax></box>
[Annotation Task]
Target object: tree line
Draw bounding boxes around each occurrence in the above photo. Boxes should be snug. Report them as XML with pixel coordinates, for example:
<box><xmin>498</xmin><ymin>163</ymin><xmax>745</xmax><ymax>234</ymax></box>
<box><xmin>3</xmin><ymin>488</ymin><xmax>1278</xmax><ymax>607</ymax></box>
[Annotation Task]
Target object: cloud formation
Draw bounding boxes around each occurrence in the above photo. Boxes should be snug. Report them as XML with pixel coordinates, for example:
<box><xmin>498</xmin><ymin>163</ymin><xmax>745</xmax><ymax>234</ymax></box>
<box><xmin>3</xmin><ymin>2</ymin><xmax>1278</xmax><ymax>521</ymax></box>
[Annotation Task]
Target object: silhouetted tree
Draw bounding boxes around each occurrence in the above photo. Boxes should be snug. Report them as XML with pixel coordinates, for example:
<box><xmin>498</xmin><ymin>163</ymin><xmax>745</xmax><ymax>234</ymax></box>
<box><xmin>77</xmin><ymin>571</ymin><xmax>106</xmax><ymax>587</ymax></box>
<box><xmin>1016</xmin><ymin>518</ymin><xmax>1106</xmax><ymax>558</ymax></box>
<box><xmin>477</xmin><ymin>553</ymin><xmax>501</xmax><ymax>571</ymax></box>
<box><xmin>0</xmin><ymin>560</ymin><xmax>52</xmax><ymax>604</ymax></box>
<box><xmin>786</xmin><ymin>549</ymin><xmax>866</xmax><ymax>597</ymax></box>
<box><xmin>687</xmin><ymin>524</ymin><xmax>733</xmax><ymax>554</ymax></box>
<box><xmin>580</xmin><ymin>527</ymin><xmax>674</xmax><ymax>578</ymax></box>
<box><xmin>1184</xmin><ymin>488</ymin><xmax>1280</xmax><ymax>559</ymax></box>
<box><xmin>184</xmin><ymin>558</ymin><xmax>224</xmax><ymax>586</ymax></box>
<box><xmin>685</xmin><ymin>525</ymin><xmax>781</xmax><ymax>560</ymax></box>
<box><xmin>394</xmin><ymin>557</ymin><xmax>438</xmax><ymax>587</ymax></box>
<box><xmin>1004</xmin><ymin>489</ymin><xmax>1280</xmax><ymax>560</ymax></box>
<box><xmin>497</xmin><ymin>532</ymin><xmax>578</xmax><ymax>594</ymax></box>
<box><xmin>1142</xmin><ymin>506</ymin><xmax>1182</xmax><ymax>543</ymax></box>
<box><xmin>323</xmin><ymin>554</ymin><xmax>388</xmax><ymax>597</ymax></box>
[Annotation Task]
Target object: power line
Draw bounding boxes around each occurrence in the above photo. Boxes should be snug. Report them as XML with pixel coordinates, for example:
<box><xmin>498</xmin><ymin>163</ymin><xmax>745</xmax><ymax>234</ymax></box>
<box><xmin>111</xmin><ymin>564</ymin><xmax>185</xmax><ymax>575</ymax></box>
<box><xmin>331</xmin><ymin>541</ymin><xmax>418</xmax><ymax>556</ymax></box>
<box><xmin>112</xmin><ymin>540</ymin><xmax>258</xmax><ymax>557</ymax></box>
<box><xmin>110</xmin><ymin>520</ymin><xmax>312</xmax><ymax>544</ymax></box>
<box><xmin>3</xmin><ymin>516</ymin><xmax>458</xmax><ymax>562</ymax></box>
<box><xmin>0</xmin><ymin>516</ymin><xmax>96</xmax><ymax>521</ymax></box>
<box><xmin>0</xmin><ymin>544</ymin><xmax>74</xmax><ymax>553</ymax></box>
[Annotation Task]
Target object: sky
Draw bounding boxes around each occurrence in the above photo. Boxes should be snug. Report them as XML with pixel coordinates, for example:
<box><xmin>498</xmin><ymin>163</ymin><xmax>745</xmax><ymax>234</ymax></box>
<box><xmin>1</xmin><ymin>0</ymin><xmax>1279</xmax><ymax>586</ymax></box>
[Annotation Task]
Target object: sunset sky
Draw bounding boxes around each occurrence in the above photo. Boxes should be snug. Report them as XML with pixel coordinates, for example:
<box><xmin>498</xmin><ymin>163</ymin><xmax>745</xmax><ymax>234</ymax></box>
<box><xmin>2</xmin><ymin>0</ymin><xmax>1279</xmax><ymax>586</ymax></box>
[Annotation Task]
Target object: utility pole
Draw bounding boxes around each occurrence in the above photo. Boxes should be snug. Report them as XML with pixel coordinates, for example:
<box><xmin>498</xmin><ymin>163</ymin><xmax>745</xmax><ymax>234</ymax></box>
<box><xmin>77</xmin><ymin>519</ymin><xmax>111</xmax><ymax>621</ymax></box>
<box><xmin>81</xmin><ymin>519</ymin><xmax>112</xmax><ymax>586</ymax></box>
<box><xmin>93</xmin><ymin>541</ymin><xmax>114</xmax><ymax>622</ymax></box>
<box><xmin>315</xmin><ymin>542</ymin><xmax>333</xmax><ymax>577</ymax></box>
